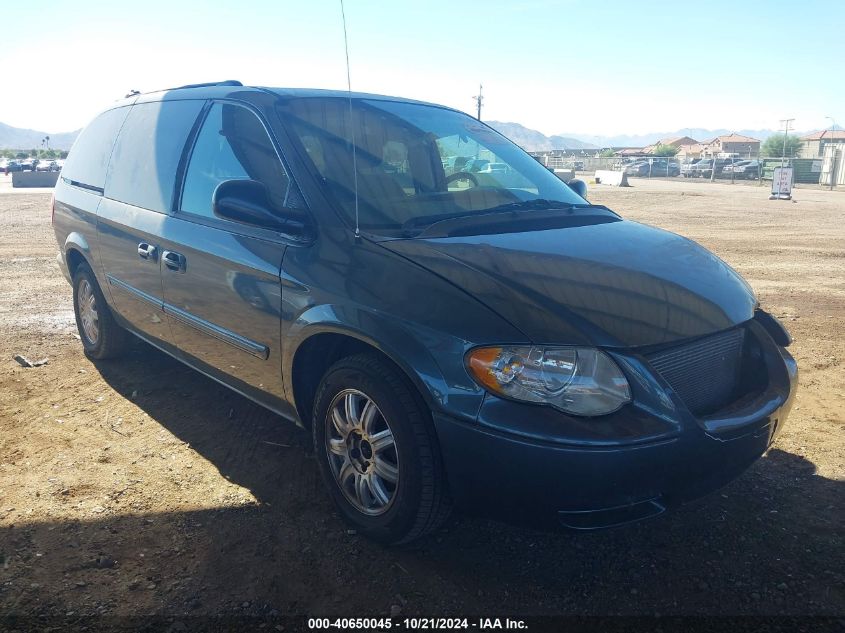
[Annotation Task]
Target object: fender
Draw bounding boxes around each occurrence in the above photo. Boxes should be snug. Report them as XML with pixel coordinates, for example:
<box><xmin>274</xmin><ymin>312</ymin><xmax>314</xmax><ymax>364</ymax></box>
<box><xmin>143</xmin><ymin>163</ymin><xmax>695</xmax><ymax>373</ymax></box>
<box><xmin>62</xmin><ymin>231</ymin><xmax>104</xmax><ymax>294</ymax></box>
<box><xmin>61</xmin><ymin>232</ymin><xmax>92</xmax><ymax>283</ymax></box>
<box><xmin>284</xmin><ymin>303</ymin><xmax>486</xmax><ymax>424</ymax></box>
<box><xmin>64</xmin><ymin>231</ymin><xmax>91</xmax><ymax>260</ymax></box>
<box><xmin>64</xmin><ymin>231</ymin><xmax>119</xmax><ymax>308</ymax></box>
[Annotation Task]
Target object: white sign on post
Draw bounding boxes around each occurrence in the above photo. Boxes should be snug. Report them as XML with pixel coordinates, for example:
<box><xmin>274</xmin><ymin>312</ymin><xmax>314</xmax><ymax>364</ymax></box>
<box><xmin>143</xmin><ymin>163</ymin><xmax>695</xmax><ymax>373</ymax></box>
<box><xmin>771</xmin><ymin>167</ymin><xmax>793</xmax><ymax>198</ymax></box>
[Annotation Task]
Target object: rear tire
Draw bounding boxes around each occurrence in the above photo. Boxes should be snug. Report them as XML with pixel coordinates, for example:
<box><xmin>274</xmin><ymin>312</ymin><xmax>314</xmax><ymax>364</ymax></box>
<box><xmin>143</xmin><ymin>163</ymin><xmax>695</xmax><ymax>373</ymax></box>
<box><xmin>312</xmin><ymin>353</ymin><xmax>451</xmax><ymax>543</ymax></box>
<box><xmin>72</xmin><ymin>262</ymin><xmax>129</xmax><ymax>360</ymax></box>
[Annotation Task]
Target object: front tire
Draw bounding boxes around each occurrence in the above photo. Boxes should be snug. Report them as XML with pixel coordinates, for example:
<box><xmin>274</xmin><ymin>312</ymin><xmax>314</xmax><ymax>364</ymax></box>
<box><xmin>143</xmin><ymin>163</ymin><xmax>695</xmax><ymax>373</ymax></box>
<box><xmin>312</xmin><ymin>353</ymin><xmax>451</xmax><ymax>543</ymax></box>
<box><xmin>72</xmin><ymin>262</ymin><xmax>128</xmax><ymax>360</ymax></box>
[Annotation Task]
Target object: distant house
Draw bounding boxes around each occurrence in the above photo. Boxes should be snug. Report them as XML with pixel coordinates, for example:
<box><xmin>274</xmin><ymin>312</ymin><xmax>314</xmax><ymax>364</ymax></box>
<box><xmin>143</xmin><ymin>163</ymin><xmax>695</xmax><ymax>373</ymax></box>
<box><xmin>676</xmin><ymin>143</ymin><xmax>706</xmax><ymax>160</ymax></box>
<box><xmin>700</xmin><ymin>133</ymin><xmax>760</xmax><ymax>158</ymax></box>
<box><xmin>800</xmin><ymin>130</ymin><xmax>845</xmax><ymax>158</ymax></box>
<box><xmin>642</xmin><ymin>136</ymin><xmax>700</xmax><ymax>154</ymax></box>
<box><xmin>616</xmin><ymin>147</ymin><xmax>647</xmax><ymax>157</ymax></box>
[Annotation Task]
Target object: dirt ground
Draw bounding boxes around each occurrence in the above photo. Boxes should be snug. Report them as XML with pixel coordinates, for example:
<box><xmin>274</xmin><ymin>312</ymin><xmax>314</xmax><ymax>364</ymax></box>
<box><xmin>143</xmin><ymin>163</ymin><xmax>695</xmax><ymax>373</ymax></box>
<box><xmin>0</xmin><ymin>175</ymin><xmax>842</xmax><ymax>619</ymax></box>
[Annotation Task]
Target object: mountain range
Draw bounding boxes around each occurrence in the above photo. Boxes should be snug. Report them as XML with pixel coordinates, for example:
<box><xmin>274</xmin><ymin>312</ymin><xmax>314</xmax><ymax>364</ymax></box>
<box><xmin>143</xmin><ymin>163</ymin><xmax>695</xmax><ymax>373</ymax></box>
<box><xmin>0</xmin><ymin>119</ymin><xmax>802</xmax><ymax>154</ymax></box>
<box><xmin>486</xmin><ymin>122</ymin><xmax>793</xmax><ymax>152</ymax></box>
<box><xmin>485</xmin><ymin>121</ymin><xmax>599</xmax><ymax>151</ymax></box>
<box><xmin>0</xmin><ymin>122</ymin><xmax>80</xmax><ymax>150</ymax></box>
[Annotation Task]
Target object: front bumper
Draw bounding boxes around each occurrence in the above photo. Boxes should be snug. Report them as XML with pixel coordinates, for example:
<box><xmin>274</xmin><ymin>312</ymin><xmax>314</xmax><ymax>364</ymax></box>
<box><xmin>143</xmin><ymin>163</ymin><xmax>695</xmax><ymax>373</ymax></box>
<box><xmin>433</xmin><ymin>325</ymin><xmax>797</xmax><ymax>530</ymax></box>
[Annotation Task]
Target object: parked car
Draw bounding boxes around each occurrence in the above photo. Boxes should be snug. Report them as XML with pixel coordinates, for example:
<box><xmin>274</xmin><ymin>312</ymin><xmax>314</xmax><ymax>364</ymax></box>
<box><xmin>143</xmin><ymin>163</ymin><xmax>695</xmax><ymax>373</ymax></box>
<box><xmin>36</xmin><ymin>159</ymin><xmax>58</xmax><ymax>172</ymax></box>
<box><xmin>624</xmin><ymin>159</ymin><xmax>679</xmax><ymax>177</ymax></box>
<box><xmin>649</xmin><ymin>158</ymin><xmax>680</xmax><ymax>176</ymax></box>
<box><xmin>4</xmin><ymin>160</ymin><xmax>24</xmax><ymax>173</ymax></box>
<box><xmin>478</xmin><ymin>162</ymin><xmax>509</xmax><ymax>174</ymax></box>
<box><xmin>723</xmin><ymin>160</ymin><xmax>760</xmax><ymax>179</ymax></box>
<box><xmin>696</xmin><ymin>158</ymin><xmax>736</xmax><ymax>179</ymax></box>
<box><xmin>680</xmin><ymin>159</ymin><xmax>702</xmax><ymax>177</ymax></box>
<box><xmin>53</xmin><ymin>82</ymin><xmax>796</xmax><ymax>543</ymax></box>
<box><xmin>19</xmin><ymin>159</ymin><xmax>36</xmax><ymax>171</ymax></box>
<box><xmin>715</xmin><ymin>159</ymin><xmax>741</xmax><ymax>177</ymax></box>
<box><xmin>624</xmin><ymin>161</ymin><xmax>650</xmax><ymax>176</ymax></box>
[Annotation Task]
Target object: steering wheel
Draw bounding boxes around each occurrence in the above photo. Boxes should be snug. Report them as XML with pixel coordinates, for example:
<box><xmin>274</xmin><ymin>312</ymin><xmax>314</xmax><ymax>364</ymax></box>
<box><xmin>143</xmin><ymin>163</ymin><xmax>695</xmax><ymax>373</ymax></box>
<box><xmin>445</xmin><ymin>171</ymin><xmax>479</xmax><ymax>187</ymax></box>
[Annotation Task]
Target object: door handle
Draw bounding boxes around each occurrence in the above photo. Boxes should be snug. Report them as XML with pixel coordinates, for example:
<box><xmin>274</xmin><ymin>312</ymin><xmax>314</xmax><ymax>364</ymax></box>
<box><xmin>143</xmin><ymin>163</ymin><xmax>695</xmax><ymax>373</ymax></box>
<box><xmin>137</xmin><ymin>242</ymin><xmax>158</xmax><ymax>260</ymax></box>
<box><xmin>162</xmin><ymin>250</ymin><xmax>186</xmax><ymax>273</ymax></box>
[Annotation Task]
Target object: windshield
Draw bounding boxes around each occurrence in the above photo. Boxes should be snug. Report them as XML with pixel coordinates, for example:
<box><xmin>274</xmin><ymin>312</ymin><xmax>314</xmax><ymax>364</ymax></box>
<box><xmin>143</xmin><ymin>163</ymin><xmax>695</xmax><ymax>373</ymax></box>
<box><xmin>279</xmin><ymin>98</ymin><xmax>586</xmax><ymax>233</ymax></box>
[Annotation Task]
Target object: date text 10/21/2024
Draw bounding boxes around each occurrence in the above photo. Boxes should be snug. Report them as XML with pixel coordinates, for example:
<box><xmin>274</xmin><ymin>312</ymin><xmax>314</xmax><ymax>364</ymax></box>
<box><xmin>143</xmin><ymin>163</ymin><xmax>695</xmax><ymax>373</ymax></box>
<box><xmin>307</xmin><ymin>618</ymin><xmax>528</xmax><ymax>630</ymax></box>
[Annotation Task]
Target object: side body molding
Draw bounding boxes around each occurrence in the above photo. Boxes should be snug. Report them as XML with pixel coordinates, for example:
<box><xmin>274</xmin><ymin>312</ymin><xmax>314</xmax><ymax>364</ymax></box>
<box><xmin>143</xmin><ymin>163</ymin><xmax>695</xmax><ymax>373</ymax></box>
<box><xmin>107</xmin><ymin>273</ymin><xmax>270</xmax><ymax>361</ymax></box>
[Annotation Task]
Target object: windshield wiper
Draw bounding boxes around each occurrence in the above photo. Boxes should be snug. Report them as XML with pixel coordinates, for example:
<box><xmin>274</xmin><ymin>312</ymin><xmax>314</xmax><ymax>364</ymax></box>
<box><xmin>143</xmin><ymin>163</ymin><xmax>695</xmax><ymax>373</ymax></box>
<box><xmin>484</xmin><ymin>199</ymin><xmax>591</xmax><ymax>213</ymax></box>
<box><xmin>400</xmin><ymin>199</ymin><xmax>588</xmax><ymax>236</ymax></box>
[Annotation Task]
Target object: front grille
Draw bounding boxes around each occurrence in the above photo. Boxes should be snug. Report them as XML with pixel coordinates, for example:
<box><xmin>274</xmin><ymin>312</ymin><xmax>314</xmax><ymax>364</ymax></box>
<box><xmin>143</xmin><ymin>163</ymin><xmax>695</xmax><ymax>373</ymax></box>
<box><xmin>646</xmin><ymin>327</ymin><xmax>746</xmax><ymax>415</ymax></box>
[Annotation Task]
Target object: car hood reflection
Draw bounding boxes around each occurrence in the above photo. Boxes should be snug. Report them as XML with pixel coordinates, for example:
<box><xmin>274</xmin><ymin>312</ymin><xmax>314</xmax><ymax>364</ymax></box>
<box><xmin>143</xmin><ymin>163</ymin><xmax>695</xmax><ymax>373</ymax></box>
<box><xmin>381</xmin><ymin>220</ymin><xmax>757</xmax><ymax>348</ymax></box>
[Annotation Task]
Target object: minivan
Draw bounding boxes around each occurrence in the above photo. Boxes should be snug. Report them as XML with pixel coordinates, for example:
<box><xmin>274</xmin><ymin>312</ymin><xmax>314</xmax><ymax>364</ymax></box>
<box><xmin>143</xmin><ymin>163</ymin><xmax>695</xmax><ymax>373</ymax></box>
<box><xmin>53</xmin><ymin>81</ymin><xmax>796</xmax><ymax>543</ymax></box>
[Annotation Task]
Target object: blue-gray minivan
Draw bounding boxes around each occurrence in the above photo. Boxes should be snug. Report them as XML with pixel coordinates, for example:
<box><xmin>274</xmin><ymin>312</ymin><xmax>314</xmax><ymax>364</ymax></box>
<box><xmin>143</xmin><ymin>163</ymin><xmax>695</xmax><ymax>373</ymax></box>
<box><xmin>53</xmin><ymin>81</ymin><xmax>796</xmax><ymax>543</ymax></box>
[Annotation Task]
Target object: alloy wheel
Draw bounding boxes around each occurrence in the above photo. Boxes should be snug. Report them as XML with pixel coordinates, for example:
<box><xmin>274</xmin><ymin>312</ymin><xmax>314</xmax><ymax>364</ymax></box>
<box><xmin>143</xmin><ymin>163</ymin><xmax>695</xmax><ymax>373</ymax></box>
<box><xmin>325</xmin><ymin>389</ymin><xmax>400</xmax><ymax>516</ymax></box>
<box><xmin>78</xmin><ymin>279</ymin><xmax>99</xmax><ymax>344</ymax></box>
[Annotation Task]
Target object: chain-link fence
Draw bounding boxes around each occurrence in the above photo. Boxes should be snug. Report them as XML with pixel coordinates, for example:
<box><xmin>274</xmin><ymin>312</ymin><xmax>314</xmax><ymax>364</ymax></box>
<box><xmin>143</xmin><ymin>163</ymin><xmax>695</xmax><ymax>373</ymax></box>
<box><xmin>530</xmin><ymin>151</ymin><xmax>832</xmax><ymax>186</ymax></box>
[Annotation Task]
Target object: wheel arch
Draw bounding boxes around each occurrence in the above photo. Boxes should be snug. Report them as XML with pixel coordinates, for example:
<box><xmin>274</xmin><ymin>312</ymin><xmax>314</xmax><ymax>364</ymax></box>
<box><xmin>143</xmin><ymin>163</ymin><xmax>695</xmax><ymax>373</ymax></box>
<box><xmin>63</xmin><ymin>232</ymin><xmax>93</xmax><ymax>278</ymax></box>
<box><xmin>287</xmin><ymin>320</ymin><xmax>449</xmax><ymax>430</ymax></box>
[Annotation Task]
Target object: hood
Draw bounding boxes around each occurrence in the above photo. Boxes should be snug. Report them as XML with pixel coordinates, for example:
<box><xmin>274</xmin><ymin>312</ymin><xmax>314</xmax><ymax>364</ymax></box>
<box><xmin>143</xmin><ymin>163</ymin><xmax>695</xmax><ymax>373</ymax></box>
<box><xmin>381</xmin><ymin>220</ymin><xmax>756</xmax><ymax>348</ymax></box>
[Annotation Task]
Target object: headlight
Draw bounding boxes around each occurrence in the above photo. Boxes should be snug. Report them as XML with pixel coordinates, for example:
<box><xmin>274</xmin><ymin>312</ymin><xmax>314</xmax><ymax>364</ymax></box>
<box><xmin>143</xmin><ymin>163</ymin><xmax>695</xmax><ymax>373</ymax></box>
<box><xmin>466</xmin><ymin>346</ymin><xmax>631</xmax><ymax>416</ymax></box>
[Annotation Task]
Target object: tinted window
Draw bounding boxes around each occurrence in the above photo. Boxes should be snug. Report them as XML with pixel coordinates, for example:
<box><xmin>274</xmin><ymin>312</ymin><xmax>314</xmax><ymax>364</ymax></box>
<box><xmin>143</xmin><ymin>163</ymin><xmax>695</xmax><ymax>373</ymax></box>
<box><xmin>62</xmin><ymin>107</ymin><xmax>130</xmax><ymax>190</ymax></box>
<box><xmin>106</xmin><ymin>100</ymin><xmax>204</xmax><ymax>213</ymax></box>
<box><xmin>180</xmin><ymin>102</ymin><xmax>290</xmax><ymax>219</ymax></box>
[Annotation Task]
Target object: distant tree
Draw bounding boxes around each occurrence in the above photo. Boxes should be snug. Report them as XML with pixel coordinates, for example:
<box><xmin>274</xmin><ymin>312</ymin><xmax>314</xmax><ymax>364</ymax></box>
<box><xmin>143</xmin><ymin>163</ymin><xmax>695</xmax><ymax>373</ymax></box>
<box><xmin>651</xmin><ymin>144</ymin><xmax>679</xmax><ymax>157</ymax></box>
<box><xmin>16</xmin><ymin>152</ymin><xmax>28</xmax><ymax>159</ymax></box>
<box><xmin>761</xmin><ymin>134</ymin><xmax>802</xmax><ymax>158</ymax></box>
<box><xmin>29</xmin><ymin>149</ymin><xmax>37</xmax><ymax>157</ymax></box>
<box><xmin>598</xmin><ymin>148</ymin><xmax>616</xmax><ymax>157</ymax></box>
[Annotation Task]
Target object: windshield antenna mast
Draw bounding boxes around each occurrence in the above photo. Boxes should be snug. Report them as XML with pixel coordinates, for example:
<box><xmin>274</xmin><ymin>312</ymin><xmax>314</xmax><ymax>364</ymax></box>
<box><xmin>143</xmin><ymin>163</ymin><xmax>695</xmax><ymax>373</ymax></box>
<box><xmin>339</xmin><ymin>0</ymin><xmax>360</xmax><ymax>238</ymax></box>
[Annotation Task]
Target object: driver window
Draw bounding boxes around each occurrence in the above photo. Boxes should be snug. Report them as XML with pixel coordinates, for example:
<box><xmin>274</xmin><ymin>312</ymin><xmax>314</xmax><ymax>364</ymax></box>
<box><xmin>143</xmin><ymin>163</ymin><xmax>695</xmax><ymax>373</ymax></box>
<box><xmin>180</xmin><ymin>103</ymin><xmax>290</xmax><ymax>219</ymax></box>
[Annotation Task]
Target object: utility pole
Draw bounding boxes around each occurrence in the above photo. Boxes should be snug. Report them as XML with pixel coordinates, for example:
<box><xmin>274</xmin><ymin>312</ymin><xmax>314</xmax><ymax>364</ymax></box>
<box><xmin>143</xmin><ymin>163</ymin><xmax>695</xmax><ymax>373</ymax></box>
<box><xmin>826</xmin><ymin>116</ymin><xmax>838</xmax><ymax>190</ymax></box>
<box><xmin>777</xmin><ymin>118</ymin><xmax>794</xmax><ymax>198</ymax></box>
<box><xmin>472</xmin><ymin>84</ymin><xmax>483</xmax><ymax>121</ymax></box>
<box><xmin>779</xmin><ymin>118</ymin><xmax>794</xmax><ymax>168</ymax></box>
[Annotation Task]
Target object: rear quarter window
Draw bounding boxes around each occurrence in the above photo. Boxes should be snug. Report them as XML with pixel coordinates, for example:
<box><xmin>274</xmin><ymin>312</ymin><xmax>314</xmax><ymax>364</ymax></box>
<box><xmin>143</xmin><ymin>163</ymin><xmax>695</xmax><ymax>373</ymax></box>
<box><xmin>105</xmin><ymin>100</ymin><xmax>204</xmax><ymax>213</ymax></box>
<box><xmin>61</xmin><ymin>107</ymin><xmax>131</xmax><ymax>190</ymax></box>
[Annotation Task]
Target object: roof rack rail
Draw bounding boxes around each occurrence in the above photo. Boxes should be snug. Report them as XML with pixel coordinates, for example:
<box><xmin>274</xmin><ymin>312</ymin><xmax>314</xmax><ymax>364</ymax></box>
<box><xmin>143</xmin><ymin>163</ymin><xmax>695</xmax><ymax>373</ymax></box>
<box><xmin>171</xmin><ymin>80</ymin><xmax>243</xmax><ymax>90</ymax></box>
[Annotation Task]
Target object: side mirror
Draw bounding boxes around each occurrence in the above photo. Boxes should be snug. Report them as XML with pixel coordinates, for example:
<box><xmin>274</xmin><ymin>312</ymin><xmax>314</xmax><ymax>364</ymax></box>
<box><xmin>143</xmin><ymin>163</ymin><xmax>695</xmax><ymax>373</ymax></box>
<box><xmin>213</xmin><ymin>179</ymin><xmax>306</xmax><ymax>233</ymax></box>
<box><xmin>568</xmin><ymin>178</ymin><xmax>588</xmax><ymax>199</ymax></box>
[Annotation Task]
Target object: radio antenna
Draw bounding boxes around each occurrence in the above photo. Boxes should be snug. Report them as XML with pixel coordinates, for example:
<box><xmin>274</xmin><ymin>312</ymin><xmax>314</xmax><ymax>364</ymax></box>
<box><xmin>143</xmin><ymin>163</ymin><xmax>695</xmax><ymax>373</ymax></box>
<box><xmin>339</xmin><ymin>0</ymin><xmax>360</xmax><ymax>238</ymax></box>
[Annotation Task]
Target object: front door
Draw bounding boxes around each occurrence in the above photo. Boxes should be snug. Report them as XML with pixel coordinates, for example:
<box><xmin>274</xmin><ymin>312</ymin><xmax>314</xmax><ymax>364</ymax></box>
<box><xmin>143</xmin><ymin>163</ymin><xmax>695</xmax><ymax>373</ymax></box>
<box><xmin>160</xmin><ymin>101</ymin><xmax>295</xmax><ymax>412</ymax></box>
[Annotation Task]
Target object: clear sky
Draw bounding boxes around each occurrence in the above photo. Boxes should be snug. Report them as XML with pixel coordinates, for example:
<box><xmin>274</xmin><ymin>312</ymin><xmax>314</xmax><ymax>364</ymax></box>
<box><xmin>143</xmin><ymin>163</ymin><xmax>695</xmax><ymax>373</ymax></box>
<box><xmin>1</xmin><ymin>0</ymin><xmax>843</xmax><ymax>137</ymax></box>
